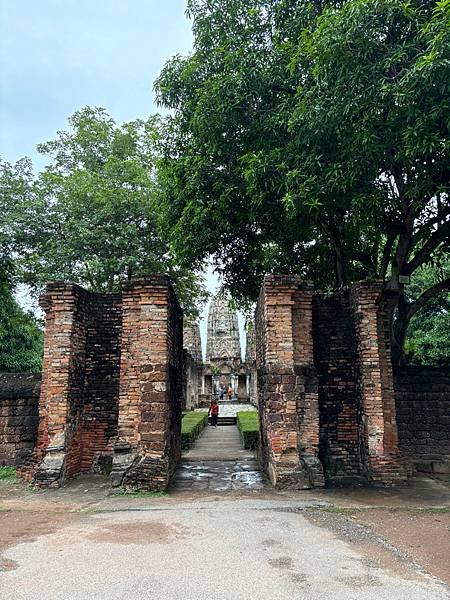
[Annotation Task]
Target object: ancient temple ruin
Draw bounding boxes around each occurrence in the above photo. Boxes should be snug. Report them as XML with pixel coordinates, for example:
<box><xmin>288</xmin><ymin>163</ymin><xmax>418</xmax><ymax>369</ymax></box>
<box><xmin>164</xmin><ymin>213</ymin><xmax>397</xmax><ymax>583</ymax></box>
<box><xmin>203</xmin><ymin>294</ymin><xmax>248</xmax><ymax>401</ymax></box>
<box><xmin>1</xmin><ymin>273</ymin><xmax>449</xmax><ymax>491</ymax></box>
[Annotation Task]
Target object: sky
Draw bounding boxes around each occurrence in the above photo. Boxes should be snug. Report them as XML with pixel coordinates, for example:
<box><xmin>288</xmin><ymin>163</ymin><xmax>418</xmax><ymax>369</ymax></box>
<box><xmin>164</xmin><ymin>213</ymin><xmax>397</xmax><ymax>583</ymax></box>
<box><xmin>0</xmin><ymin>0</ymin><xmax>245</xmax><ymax>358</ymax></box>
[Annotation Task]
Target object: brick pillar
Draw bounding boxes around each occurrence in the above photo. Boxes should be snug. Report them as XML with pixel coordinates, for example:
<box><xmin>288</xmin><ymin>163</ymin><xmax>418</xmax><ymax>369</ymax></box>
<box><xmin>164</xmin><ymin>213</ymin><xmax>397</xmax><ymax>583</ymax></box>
<box><xmin>255</xmin><ymin>275</ymin><xmax>324</xmax><ymax>488</ymax></box>
<box><xmin>32</xmin><ymin>283</ymin><xmax>88</xmax><ymax>487</ymax></box>
<box><xmin>350</xmin><ymin>282</ymin><xmax>407</xmax><ymax>483</ymax></box>
<box><xmin>110</xmin><ymin>276</ymin><xmax>183</xmax><ymax>491</ymax></box>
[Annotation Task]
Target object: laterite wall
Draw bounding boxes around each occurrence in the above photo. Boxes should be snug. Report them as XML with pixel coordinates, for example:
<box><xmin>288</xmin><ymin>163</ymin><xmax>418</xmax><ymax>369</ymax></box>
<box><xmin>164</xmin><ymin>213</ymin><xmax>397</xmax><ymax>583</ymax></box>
<box><xmin>0</xmin><ymin>373</ymin><xmax>40</xmax><ymax>467</ymax></box>
<box><xmin>395</xmin><ymin>367</ymin><xmax>450</xmax><ymax>474</ymax></box>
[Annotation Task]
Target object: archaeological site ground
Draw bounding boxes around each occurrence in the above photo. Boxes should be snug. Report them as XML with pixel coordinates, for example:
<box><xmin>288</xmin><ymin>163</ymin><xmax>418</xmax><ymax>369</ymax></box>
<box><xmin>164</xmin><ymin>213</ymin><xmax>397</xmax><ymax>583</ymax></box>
<box><xmin>1</xmin><ymin>273</ymin><xmax>449</xmax><ymax>599</ymax></box>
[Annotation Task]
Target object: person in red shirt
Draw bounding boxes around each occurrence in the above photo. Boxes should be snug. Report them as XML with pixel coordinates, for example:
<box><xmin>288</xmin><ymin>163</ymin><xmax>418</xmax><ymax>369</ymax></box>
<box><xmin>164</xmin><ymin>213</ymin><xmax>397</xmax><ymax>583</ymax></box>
<box><xmin>208</xmin><ymin>399</ymin><xmax>219</xmax><ymax>427</ymax></box>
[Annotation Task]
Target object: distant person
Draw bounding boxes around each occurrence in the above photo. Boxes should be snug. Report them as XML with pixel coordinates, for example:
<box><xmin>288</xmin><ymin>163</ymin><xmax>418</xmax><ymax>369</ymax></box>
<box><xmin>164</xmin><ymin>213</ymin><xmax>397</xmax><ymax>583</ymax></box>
<box><xmin>208</xmin><ymin>399</ymin><xmax>219</xmax><ymax>427</ymax></box>
<box><xmin>227</xmin><ymin>386</ymin><xmax>233</xmax><ymax>401</ymax></box>
<box><xmin>219</xmin><ymin>386</ymin><xmax>224</xmax><ymax>401</ymax></box>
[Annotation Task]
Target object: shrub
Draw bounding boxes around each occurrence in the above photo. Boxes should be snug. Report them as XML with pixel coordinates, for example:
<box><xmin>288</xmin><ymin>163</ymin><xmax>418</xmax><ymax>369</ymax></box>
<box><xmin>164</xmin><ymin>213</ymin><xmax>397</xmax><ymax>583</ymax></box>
<box><xmin>181</xmin><ymin>411</ymin><xmax>208</xmax><ymax>450</ymax></box>
<box><xmin>236</xmin><ymin>411</ymin><xmax>259</xmax><ymax>450</ymax></box>
<box><xmin>0</xmin><ymin>466</ymin><xmax>18</xmax><ymax>482</ymax></box>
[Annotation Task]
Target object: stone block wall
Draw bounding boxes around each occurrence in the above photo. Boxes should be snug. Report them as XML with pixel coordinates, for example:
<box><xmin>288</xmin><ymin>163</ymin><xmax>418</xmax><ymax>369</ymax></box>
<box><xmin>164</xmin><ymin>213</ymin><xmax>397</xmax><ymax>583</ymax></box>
<box><xmin>110</xmin><ymin>277</ymin><xmax>183</xmax><ymax>491</ymax></box>
<box><xmin>0</xmin><ymin>374</ymin><xmax>41</xmax><ymax>466</ymax></box>
<box><xmin>183</xmin><ymin>351</ymin><xmax>201</xmax><ymax>410</ymax></box>
<box><xmin>395</xmin><ymin>367</ymin><xmax>450</xmax><ymax>474</ymax></box>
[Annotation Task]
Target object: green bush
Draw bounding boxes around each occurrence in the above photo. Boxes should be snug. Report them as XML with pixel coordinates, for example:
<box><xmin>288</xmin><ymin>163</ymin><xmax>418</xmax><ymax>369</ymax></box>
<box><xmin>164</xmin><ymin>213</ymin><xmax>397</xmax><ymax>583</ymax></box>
<box><xmin>181</xmin><ymin>411</ymin><xmax>208</xmax><ymax>450</ymax></box>
<box><xmin>0</xmin><ymin>466</ymin><xmax>18</xmax><ymax>482</ymax></box>
<box><xmin>236</xmin><ymin>411</ymin><xmax>259</xmax><ymax>450</ymax></box>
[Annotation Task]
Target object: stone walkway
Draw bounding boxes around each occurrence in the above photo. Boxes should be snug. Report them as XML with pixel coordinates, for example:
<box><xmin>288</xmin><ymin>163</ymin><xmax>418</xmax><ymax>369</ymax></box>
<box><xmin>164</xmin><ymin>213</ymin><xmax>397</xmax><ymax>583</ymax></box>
<box><xmin>194</xmin><ymin>402</ymin><xmax>257</xmax><ymax>417</ymax></box>
<box><xmin>170</xmin><ymin>425</ymin><xmax>265</xmax><ymax>492</ymax></box>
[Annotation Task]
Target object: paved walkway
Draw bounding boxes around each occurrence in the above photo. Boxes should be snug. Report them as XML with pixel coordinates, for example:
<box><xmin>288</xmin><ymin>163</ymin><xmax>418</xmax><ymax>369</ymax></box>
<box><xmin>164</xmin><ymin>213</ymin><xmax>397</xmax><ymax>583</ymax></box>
<box><xmin>171</xmin><ymin>425</ymin><xmax>265</xmax><ymax>492</ymax></box>
<box><xmin>1</xmin><ymin>496</ymin><xmax>448</xmax><ymax>599</ymax></box>
<box><xmin>195</xmin><ymin>402</ymin><xmax>257</xmax><ymax>417</ymax></box>
<box><xmin>183</xmin><ymin>424</ymin><xmax>254</xmax><ymax>461</ymax></box>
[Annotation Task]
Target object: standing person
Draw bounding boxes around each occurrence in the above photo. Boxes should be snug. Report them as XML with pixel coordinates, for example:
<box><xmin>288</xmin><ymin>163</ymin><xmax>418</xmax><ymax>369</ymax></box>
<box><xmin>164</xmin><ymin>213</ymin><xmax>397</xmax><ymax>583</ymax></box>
<box><xmin>227</xmin><ymin>386</ymin><xmax>233</xmax><ymax>401</ymax></box>
<box><xmin>219</xmin><ymin>386</ymin><xmax>224</xmax><ymax>401</ymax></box>
<box><xmin>208</xmin><ymin>399</ymin><xmax>219</xmax><ymax>427</ymax></box>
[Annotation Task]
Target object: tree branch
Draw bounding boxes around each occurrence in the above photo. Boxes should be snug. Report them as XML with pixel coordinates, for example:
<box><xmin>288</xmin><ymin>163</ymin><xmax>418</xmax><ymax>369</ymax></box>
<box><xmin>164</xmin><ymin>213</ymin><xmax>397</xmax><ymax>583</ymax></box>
<box><xmin>379</xmin><ymin>232</ymin><xmax>396</xmax><ymax>279</ymax></box>
<box><xmin>405</xmin><ymin>220</ymin><xmax>450</xmax><ymax>275</ymax></box>
<box><xmin>407</xmin><ymin>277</ymin><xmax>450</xmax><ymax>321</ymax></box>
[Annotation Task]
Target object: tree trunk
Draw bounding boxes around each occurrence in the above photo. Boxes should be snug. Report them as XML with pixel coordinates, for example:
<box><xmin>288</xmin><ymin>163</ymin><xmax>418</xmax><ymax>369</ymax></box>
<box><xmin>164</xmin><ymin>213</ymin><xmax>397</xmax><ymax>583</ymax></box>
<box><xmin>391</xmin><ymin>294</ymin><xmax>409</xmax><ymax>367</ymax></box>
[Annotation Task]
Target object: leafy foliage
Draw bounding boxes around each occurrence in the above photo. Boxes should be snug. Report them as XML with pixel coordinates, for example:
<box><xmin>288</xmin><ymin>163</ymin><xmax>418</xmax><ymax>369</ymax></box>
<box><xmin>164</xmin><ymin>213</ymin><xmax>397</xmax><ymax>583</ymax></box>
<box><xmin>405</xmin><ymin>262</ymin><xmax>450</xmax><ymax>366</ymax></box>
<box><xmin>1</xmin><ymin>107</ymin><xmax>207</xmax><ymax>318</ymax></box>
<box><xmin>181</xmin><ymin>411</ymin><xmax>208</xmax><ymax>449</ymax></box>
<box><xmin>0</xmin><ymin>261</ymin><xmax>43</xmax><ymax>373</ymax></box>
<box><xmin>155</xmin><ymin>0</ymin><xmax>450</xmax><ymax>361</ymax></box>
<box><xmin>236</xmin><ymin>411</ymin><xmax>259</xmax><ymax>449</ymax></box>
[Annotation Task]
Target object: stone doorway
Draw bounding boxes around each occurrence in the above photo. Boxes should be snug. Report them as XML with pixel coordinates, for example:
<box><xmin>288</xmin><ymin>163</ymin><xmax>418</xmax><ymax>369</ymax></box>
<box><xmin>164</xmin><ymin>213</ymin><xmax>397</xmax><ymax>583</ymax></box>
<box><xmin>171</xmin><ymin>403</ymin><xmax>264</xmax><ymax>493</ymax></box>
<box><xmin>26</xmin><ymin>273</ymin><xmax>408</xmax><ymax>493</ymax></box>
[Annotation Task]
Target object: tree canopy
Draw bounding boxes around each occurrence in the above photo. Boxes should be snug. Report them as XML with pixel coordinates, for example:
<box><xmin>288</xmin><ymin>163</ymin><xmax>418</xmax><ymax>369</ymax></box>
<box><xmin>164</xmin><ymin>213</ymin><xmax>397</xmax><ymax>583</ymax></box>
<box><xmin>0</xmin><ymin>260</ymin><xmax>43</xmax><ymax>373</ymax></box>
<box><xmin>1</xmin><ymin>107</ymin><xmax>207</xmax><ymax>319</ymax></box>
<box><xmin>155</xmin><ymin>0</ymin><xmax>450</xmax><ymax>362</ymax></box>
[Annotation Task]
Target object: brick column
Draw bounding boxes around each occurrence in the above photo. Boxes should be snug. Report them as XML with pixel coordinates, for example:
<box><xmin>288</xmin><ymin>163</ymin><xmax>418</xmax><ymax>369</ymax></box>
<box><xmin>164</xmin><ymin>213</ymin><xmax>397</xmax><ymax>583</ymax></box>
<box><xmin>32</xmin><ymin>283</ymin><xmax>88</xmax><ymax>487</ymax></box>
<box><xmin>111</xmin><ymin>276</ymin><xmax>183</xmax><ymax>491</ymax></box>
<box><xmin>255</xmin><ymin>275</ymin><xmax>323</xmax><ymax>488</ymax></box>
<box><xmin>350</xmin><ymin>282</ymin><xmax>407</xmax><ymax>483</ymax></box>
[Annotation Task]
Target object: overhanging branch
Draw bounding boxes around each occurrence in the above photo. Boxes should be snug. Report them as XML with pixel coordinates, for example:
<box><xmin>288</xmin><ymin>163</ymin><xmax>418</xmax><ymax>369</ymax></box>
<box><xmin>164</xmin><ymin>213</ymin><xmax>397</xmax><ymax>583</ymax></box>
<box><xmin>407</xmin><ymin>276</ymin><xmax>450</xmax><ymax>321</ymax></box>
<box><xmin>405</xmin><ymin>220</ymin><xmax>450</xmax><ymax>275</ymax></box>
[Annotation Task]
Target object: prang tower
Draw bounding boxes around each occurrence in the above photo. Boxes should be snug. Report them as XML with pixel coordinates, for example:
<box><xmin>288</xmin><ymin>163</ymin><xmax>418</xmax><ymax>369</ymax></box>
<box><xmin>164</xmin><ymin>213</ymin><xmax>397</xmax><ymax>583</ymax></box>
<box><xmin>206</xmin><ymin>295</ymin><xmax>241</xmax><ymax>362</ymax></box>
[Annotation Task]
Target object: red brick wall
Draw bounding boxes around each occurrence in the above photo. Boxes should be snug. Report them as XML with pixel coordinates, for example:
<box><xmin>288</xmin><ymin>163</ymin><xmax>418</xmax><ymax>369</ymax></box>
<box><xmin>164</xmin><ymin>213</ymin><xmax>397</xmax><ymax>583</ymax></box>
<box><xmin>256</xmin><ymin>277</ymin><xmax>407</xmax><ymax>487</ymax></box>
<box><xmin>111</xmin><ymin>276</ymin><xmax>183</xmax><ymax>491</ymax></box>
<box><xmin>255</xmin><ymin>275</ymin><xmax>323</xmax><ymax>489</ymax></box>
<box><xmin>313</xmin><ymin>292</ymin><xmax>361</xmax><ymax>475</ymax></box>
<box><xmin>350</xmin><ymin>283</ymin><xmax>406</xmax><ymax>483</ymax></box>
<box><xmin>31</xmin><ymin>284</ymin><xmax>122</xmax><ymax>486</ymax></box>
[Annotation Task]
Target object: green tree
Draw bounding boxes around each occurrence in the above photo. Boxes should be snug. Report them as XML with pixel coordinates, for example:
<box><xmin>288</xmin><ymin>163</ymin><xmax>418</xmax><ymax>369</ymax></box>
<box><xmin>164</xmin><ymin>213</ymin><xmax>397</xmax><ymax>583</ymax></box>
<box><xmin>2</xmin><ymin>107</ymin><xmax>207</xmax><ymax>318</ymax></box>
<box><xmin>0</xmin><ymin>260</ymin><xmax>43</xmax><ymax>373</ymax></box>
<box><xmin>155</xmin><ymin>0</ymin><xmax>450</xmax><ymax>363</ymax></box>
<box><xmin>404</xmin><ymin>261</ymin><xmax>450</xmax><ymax>366</ymax></box>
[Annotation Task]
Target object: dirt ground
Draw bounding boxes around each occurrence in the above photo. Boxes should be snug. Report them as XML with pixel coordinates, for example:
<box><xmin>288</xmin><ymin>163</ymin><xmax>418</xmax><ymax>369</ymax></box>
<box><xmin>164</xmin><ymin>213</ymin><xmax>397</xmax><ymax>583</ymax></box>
<box><xmin>1</xmin><ymin>474</ymin><xmax>449</xmax><ymax>592</ymax></box>
<box><xmin>355</xmin><ymin>508</ymin><xmax>450</xmax><ymax>583</ymax></box>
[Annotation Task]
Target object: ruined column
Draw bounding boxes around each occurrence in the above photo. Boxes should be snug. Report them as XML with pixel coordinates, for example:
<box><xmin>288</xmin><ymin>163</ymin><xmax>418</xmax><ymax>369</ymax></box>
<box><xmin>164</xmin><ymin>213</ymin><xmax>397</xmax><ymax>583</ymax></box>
<box><xmin>32</xmin><ymin>283</ymin><xmax>88</xmax><ymax>487</ymax></box>
<box><xmin>255</xmin><ymin>275</ymin><xmax>324</xmax><ymax>488</ymax></box>
<box><xmin>350</xmin><ymin>282</ymin><xmax>407</xmax><ymax>483</ymax></box>
<box><xmin>111</xmin><ymin>276</ymin><xmax>183</xmax><ymax>491</ymax></box>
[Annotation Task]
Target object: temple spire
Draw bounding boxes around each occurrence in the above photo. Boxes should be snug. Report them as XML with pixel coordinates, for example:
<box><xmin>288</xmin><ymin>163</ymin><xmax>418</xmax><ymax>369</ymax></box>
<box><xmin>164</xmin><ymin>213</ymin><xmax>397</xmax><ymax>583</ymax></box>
<box><xmin>205</xmin><ymin>294</ymin><xmax>241</xmax><ymax>363</ymax></box>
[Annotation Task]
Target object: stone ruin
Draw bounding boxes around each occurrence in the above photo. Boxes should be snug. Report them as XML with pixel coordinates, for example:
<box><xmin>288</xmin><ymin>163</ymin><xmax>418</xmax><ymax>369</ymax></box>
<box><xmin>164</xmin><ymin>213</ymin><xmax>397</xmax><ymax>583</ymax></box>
<box><xmin>182</xmin><ymin>294</ymin><xmax>257</xmax><ymax>409</ymax></box>
<box><xmin>1</xmin><ymin>273</ymin><xmax>449</xmax><ymax>490</ymax></box>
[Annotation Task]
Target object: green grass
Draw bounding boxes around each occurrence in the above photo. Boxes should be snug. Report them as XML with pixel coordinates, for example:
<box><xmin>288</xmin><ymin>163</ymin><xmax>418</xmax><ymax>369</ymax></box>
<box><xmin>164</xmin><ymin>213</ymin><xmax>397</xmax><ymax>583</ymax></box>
<box><xmin>181</xmin><ymin>411</ymin><xmax>208</xmax><ymax>450</ymax></box>
<box><xmin>0</xmin><ymin>467</ymin><xmax>18</xmax><ymax>483</ymax></box>
<box><xmin>236</xmin><ymin>411</ymin><xmax>259</xmax><ymax>449</ymax></box>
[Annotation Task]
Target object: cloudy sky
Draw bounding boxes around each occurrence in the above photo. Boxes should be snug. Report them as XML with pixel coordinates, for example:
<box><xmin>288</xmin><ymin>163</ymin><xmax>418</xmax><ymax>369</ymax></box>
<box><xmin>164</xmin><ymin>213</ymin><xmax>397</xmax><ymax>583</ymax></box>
<box><xmin>0</xmin><ymin>0</ymin><xmax>245</xmax><ymax>358</ymax></box>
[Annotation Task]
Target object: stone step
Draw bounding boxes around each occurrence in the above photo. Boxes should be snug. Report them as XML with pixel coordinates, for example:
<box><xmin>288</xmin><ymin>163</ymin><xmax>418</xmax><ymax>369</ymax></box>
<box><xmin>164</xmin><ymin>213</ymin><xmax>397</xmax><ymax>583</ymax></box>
<box><xmin>216</xmin><ymin>416</ymin><xmax>237</xmax><ymax>425</ymax></box>
<box><xmin>183</xmin><ymin>424</ymin><xmax>255</xmax><ymax>461</ymax></box>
